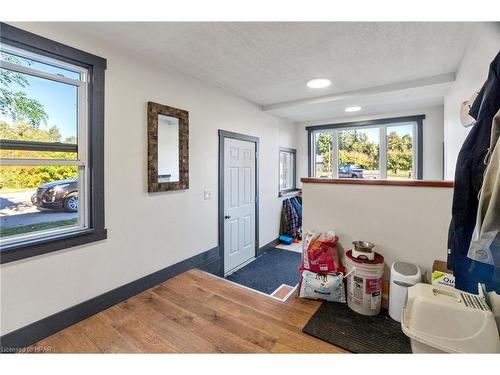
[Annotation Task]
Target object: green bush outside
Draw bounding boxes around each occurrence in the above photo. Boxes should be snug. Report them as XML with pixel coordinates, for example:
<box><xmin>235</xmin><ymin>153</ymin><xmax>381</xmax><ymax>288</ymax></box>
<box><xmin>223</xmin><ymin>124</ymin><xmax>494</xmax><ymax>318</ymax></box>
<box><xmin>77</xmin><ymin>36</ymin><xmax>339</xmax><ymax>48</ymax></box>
<box><xmin>0</xmin><ymin>122</ymin><xmax>77</xmax><ymax>190</ymax></box>
<box><xmin>0</xmin><ymin>165</ymin><xmax>78</xmax><ymax>190</ymax></box>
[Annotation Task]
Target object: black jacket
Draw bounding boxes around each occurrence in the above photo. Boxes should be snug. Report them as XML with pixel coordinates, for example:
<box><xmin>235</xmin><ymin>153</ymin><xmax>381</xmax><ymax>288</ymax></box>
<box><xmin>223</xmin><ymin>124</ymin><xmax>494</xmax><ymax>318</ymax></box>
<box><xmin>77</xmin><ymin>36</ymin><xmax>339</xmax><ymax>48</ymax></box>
<box><xmin>448</xmin><ymin>51</ymin><xmax>500</xmax><ymax>293</ymax></box>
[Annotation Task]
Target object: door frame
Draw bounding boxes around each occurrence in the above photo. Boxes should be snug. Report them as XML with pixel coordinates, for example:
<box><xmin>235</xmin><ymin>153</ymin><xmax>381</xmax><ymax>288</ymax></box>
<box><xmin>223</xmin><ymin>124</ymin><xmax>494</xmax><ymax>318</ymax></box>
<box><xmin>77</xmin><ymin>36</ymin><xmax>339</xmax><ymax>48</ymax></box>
<box><xmin>218</xmin><ymin>130</ymin><xmax>260</xmax><ymax>276</ymax></box>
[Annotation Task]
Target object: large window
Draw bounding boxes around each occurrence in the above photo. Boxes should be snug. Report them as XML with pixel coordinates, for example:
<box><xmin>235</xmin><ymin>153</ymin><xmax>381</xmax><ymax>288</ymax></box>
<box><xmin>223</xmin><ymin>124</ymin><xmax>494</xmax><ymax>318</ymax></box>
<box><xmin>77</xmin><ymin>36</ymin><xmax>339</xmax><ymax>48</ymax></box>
<box><xmin>279</xmin><ymin>147</ymin><xmax>296</xmax><ymax>194</ymax></box>
<box><xmin>0</xmin><ymin>23</ymin><xmax>107</xmax><ymax>263</ymax></box>
<box><xmin>308</xmin><ymin>116</ymin><xmax>423</xmax><ymax>180</ymax></box>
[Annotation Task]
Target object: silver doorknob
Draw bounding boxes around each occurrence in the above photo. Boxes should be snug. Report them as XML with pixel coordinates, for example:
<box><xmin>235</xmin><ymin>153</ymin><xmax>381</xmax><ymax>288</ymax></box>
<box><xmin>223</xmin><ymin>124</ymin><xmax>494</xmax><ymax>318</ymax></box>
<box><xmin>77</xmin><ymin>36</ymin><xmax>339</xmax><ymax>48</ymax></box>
<box><xmin>224</xmin><ymin>214</ymin><xmax>231</xmax><ymax>219</ymax></box>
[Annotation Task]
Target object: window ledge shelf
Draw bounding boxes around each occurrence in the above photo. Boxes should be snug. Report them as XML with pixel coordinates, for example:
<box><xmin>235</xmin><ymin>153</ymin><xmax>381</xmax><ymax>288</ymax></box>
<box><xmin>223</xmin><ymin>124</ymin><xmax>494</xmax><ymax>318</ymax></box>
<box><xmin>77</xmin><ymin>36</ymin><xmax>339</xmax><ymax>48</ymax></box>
<box><xmin>300</xmin><ymin>178</ymin><xmax>453</xmax><ymax>188</ymax></box>
<box><xmin>0</xmin><ymin>228</ymin><xmax>107</xmax><ymax>264</ymax></box>
<box><xmin>278</xmin><ymin>189</ymin><xmax>302</xmax><ymax>197</ymax></box>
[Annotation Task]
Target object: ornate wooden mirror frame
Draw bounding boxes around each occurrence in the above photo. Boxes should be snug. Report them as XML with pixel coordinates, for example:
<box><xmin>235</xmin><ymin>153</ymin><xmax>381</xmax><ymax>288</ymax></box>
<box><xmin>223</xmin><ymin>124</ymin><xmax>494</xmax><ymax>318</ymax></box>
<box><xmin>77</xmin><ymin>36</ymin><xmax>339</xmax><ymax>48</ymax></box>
<box><xmin>147</xmin><ymin>102</ymin><xmax>189</xmax><ymax>192</ymax></box>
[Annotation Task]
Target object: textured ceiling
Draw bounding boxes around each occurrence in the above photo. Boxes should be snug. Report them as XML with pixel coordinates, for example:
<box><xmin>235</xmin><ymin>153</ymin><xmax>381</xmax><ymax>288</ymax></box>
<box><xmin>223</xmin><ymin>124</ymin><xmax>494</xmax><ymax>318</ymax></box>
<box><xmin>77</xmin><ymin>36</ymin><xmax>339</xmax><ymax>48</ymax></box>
<box><xmin>26</xmin><ymin>22</ymin><xmax>479</xmax><ymax>121</ymax></box>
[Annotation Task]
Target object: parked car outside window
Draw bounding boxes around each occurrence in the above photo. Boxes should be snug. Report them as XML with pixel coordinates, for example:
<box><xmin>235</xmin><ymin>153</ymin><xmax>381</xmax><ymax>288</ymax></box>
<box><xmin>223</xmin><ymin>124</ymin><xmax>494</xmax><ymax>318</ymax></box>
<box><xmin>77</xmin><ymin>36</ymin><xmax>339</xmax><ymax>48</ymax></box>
<box><xmin>31</xmin><ymin>179</ymin><xmax>79</xmax><ymax>213</ymax></box>
<box><xmin>338</xmin><ymin>164</ymin><xmax>364</xmax><ymax>178</ymax></box>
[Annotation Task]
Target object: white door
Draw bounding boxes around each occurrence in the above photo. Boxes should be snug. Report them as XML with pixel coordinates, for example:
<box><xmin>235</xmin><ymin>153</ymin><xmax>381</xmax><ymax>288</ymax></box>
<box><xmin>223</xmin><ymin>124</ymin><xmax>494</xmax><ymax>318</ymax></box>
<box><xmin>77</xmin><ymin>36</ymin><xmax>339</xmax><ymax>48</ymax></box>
<box><xmin>224</xmin><ymin>137</ymin><xmax>256</xmax><ymax>273</ymax></box>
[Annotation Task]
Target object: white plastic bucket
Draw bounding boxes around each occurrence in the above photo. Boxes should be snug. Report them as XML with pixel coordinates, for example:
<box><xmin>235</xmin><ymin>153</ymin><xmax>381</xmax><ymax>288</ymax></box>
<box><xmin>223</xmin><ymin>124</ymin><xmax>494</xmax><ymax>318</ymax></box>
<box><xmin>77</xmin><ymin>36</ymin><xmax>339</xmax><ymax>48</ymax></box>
<box><xmin>345</xmin><ymin>249</ymin><xmax>384</xmax><ymax>316</ymax></box>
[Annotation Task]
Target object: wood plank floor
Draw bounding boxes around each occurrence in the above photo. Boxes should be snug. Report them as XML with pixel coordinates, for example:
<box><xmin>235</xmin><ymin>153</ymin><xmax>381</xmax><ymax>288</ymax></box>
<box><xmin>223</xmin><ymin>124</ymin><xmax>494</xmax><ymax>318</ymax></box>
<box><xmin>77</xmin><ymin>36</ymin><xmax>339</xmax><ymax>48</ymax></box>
<box><xmin>29</xmin><ymin>269</ymin><xmax>346</xmax><ymax>353</ymax></box>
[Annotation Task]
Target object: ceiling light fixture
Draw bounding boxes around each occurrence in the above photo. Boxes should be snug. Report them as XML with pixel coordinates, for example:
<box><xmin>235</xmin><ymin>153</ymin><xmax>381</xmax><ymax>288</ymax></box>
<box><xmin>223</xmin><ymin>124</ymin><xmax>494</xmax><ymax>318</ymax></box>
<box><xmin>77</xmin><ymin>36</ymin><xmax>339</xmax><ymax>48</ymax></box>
<box><xmin>345</xmin><ymin>106</ymin><xmax>362</xmax><ymax>112</ymax></box>
<box><xmin>307</xmin><ymin>78</ymin><xmax>331</xmax><ymax>89</ymax></box>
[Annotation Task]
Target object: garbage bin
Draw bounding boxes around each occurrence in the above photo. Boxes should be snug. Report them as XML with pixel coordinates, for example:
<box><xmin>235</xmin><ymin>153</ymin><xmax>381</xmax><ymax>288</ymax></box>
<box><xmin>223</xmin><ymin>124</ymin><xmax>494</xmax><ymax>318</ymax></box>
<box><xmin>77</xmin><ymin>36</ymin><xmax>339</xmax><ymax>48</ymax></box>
<box><xmin>389</xmin><ymin>261</ymin><xmax>421</xmax><ymax>322</ymax></box>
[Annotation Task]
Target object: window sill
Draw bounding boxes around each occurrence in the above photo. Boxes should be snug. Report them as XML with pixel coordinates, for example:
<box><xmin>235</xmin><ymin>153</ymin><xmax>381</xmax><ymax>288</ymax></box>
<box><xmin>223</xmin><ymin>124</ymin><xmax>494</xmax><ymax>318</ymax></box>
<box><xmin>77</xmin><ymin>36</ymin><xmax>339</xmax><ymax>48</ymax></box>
<box><xmin>300</xmin><ymin>178</ymin><xmax>453</xmax><ymax>188</ymax></box>
<box><xmin>0</xmin><ymin>228</ymin><xmax>107</xmax><ymax>264</ymax></box>
<box><xmin>278</xmin><ymin>189</ymin><xmax>302</xmax><ymax>197</ymax></box>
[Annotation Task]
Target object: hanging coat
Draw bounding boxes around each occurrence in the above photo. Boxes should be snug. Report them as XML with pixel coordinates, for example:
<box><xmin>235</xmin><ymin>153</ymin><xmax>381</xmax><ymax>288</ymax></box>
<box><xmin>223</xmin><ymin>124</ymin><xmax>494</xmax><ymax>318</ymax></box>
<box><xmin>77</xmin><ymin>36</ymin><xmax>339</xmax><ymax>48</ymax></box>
<box><xmin>283</xmin><ymin>198</ymin><xmax>300</xmax><ymax>237</ymax></box>
<box><xmin>279</xmin><ymin>205</ymin><xmax>287</xmax><ymax>236</ymax></box>
<box><xmin>291</xmin><ymin>196</ymin><xmax>302</xmax><ymax>220</ymax></box>
<box><xmin>468</xmin><ymin>109</ymin><xmax>500</xmax><ymax>267</ymax></box>
<box><xmin>448</xmin><ymin>51</ymin><xmax>500</xmax><ymax>293</ymax></box>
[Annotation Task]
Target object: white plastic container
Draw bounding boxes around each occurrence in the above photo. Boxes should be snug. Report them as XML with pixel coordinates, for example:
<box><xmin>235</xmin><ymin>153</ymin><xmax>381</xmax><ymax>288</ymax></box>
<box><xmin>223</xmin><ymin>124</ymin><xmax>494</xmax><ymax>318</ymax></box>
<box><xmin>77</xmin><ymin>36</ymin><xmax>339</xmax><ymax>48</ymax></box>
<box><xmin>389</xmin><ymin>261</ymin><xmax>421</xmax><ymax>322</ymax></box>
<box><xmin>401</xmin><ymin>283</ymin><xmax>500</xmax><ymax>353</ymax></box>
<box><xmin>345</xmin><ymin>249</ymin><xmax>384</xmax><ymax>316</ymax></box>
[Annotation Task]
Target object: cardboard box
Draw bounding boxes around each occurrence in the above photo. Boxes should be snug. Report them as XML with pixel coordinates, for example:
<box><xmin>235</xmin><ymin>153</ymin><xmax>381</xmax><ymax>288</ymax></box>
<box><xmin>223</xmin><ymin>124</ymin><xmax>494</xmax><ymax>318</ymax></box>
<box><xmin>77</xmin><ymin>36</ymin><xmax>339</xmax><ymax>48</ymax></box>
<box><xmin>432</xmin><ymin>260</ymin><xmax>455</xmax><ymax>289</ymax></box>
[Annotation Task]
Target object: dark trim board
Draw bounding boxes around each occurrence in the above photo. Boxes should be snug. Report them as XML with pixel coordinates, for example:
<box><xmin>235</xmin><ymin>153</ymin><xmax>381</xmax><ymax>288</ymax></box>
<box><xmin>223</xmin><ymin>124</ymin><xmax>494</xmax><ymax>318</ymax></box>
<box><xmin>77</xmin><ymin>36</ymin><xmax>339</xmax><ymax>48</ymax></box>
<box><xmin>279</xmin><ymin>146</ymin><xmax>296</xmax><ymax>153</ymax></box>
<box><xmin>0</xmin><ymin>229</ymin><xmax>108</xmax><ymax>264</ymax></box>
<box><xmin>304</xmin><ymin>115</ymin><xmax>426</xmax><ymax>132</ymax></box>
<box><xmin>0</xmin><ymin>247</ymin><xmax>220</xmax><ymax>352</ymax></box>
<box><xmin>306</xmin><ymin>115</ymin><xmax>425</xmax><ymax>180</ymax></box>
<box><xmin>218</xmin><ymin>130</ymin><xmax>260</xmax><ymax>276</ymax></box>
<box><xmin>307</xmin><ymin>129</ymin><xmax>312</xmax><ymax>177</ymax></box>
<box><xmin>0</xmin><ymin>23</ymin><xmax>107</xmax><ymax>69</ymax></box>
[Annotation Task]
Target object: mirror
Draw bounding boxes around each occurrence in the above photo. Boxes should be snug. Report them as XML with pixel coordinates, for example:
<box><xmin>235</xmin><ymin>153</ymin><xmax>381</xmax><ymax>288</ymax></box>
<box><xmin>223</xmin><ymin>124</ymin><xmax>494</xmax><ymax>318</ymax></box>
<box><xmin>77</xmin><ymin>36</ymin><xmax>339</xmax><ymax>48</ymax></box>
<box><xmin>158</xmin><ymin>115</ymin><xmax>179</xmax><ymax>183</ymax></box>
<box><xmin>147</xmin><ymin>102</ymin><xmax>189</xmax><ymax>192</ymax></box>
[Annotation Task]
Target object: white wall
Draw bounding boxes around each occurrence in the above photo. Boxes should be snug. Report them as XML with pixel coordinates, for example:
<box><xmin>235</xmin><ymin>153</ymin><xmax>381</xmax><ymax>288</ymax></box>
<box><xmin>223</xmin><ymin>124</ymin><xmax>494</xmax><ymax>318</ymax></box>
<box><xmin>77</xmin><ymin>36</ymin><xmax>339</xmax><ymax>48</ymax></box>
<box><xmin>278</xmin><ymin>119</ymin><xmax>297</xmax><ymax>149</ymax></box>
<box><xmin>444</xmin><ymin>23</ymin><xmax>500</xmax><ymax>179</ymax></box>
<box><xmin>302</xmin><ymin>182</ymin><xmax>453</xmax><ymax>281</ymax></box>
<box><xmin>295</xmin><ymin>106</ymin><xmax>445</xmax><ymax>187</ymax></box>
<box><xmin>0</xmin><ymin>23</ymin><xmax>295</xmax><ymax>335</ymax></box>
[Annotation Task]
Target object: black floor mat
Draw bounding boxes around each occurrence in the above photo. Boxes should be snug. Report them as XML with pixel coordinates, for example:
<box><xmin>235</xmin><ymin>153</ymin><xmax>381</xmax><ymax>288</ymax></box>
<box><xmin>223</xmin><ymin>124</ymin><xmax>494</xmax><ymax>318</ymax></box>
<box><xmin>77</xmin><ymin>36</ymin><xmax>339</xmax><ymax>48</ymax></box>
<box><xmin>302</xmin><ymin>302</ymin><xmax>412</xmax><ymax>353</ymax></box>
<box><xmin>226</xmin><ymin>248</ymin><xmax>301</xmax><ymax>295</ymax></box>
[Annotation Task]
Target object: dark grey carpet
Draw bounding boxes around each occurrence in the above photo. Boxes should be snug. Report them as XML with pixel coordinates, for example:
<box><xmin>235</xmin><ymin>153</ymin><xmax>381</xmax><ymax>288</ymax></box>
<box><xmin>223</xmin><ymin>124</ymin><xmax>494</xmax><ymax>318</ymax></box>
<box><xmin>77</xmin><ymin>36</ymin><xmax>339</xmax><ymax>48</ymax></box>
<box><xmin>226</xmin><ymin>248</ymin><xmax>301</xmax><ymax>294</ymax></box>
<box><xmin>303</xmin><ymin>302</ymin><xmax>412</xmax><ymax>353</ymax></box>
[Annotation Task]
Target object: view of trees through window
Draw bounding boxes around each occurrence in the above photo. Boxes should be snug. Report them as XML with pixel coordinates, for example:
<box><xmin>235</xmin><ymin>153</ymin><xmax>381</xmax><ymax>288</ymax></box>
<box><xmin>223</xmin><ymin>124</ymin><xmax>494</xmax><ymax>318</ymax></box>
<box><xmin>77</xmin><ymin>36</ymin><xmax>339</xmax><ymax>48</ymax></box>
<box><xmin>1</xmin><ymin>49</ymin><xmax>82</xmax><ymax>239</ymax></box>
<box><xmin>313</xmin><ymin>123</ymin><xmax>415</xmax><ymax>179</ymax></box>
<box><xmin>386</xmin><ymin>125</ymin><xmax>414</xmax><ymax>179</ymax></box>
<box><xmin>339</xmin><ymin>128</ymin><xmax>380</xmax><ymax>178</ymax></box>
<box><xmin>314</xmin><ymin>131</ymin><xmax>333</xmax><ymax>178</ymax></box>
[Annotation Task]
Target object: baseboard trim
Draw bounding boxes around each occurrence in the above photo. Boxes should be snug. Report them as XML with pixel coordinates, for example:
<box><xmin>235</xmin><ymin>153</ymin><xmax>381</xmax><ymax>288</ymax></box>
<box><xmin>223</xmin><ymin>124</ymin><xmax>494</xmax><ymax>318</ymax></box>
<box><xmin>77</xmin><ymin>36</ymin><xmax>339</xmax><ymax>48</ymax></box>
<box><xmin>257</xmin><ymin>237</ymin><xmax>280</xmax><ymax>256</ymax></box>
<box><xmin>0</xmin><ymin>246</ymin><xmax>220</xmax><ymax>352</ymax></box>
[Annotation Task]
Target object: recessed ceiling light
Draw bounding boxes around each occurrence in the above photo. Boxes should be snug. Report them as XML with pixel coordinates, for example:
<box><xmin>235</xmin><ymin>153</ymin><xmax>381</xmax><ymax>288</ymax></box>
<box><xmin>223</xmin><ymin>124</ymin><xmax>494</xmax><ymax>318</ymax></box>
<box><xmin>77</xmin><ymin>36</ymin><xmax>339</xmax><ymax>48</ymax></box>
<box><xmin>307</xmin><ymin>78</ymin><xmax>331</xmax><ymax>89</ymax></box>
<box><xmin>345</xmin><ymin>106</ymin><xmax>362</xmax><ymax>112</ymax></box>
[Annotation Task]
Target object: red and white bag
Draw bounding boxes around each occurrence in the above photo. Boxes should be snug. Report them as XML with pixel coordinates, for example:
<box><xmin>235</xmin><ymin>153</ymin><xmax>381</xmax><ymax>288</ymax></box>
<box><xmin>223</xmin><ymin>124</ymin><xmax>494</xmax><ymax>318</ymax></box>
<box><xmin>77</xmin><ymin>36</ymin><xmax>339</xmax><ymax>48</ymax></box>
<box><xmin>301</xmin><ymin>230</ymin><xmax>341</xmax><ymax>273</ymax></box>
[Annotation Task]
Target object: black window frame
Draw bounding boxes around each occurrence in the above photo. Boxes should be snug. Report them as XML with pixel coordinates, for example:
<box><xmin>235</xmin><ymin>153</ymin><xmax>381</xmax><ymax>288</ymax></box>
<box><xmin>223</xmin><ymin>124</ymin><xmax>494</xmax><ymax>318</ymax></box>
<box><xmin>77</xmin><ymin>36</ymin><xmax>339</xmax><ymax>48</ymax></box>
<box><xmin>306</xmin><ymin>115</ymin><xmax>425</xmax><ymax>180</ymax></box>
<box><xmin>0</xmin><ymin>23</ymin><xmax>107</xmax><ymax>264</ymax></box>
<box><xmin>278</xmin><ymin>146</ymin><xmax>297</xmax><ymax>196</ymax></box>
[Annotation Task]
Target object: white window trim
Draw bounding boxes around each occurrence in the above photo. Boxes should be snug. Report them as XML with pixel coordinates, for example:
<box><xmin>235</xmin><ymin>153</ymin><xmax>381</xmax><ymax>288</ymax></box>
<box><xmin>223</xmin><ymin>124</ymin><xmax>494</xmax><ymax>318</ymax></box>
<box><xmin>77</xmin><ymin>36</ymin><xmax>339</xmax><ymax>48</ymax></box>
<box><xmin>1</xmin><ymin>44</ymin><xmax>86</xmax><ymax>83</ymax></box>
<box><xmin>0</xmin><ymin>60</ymin><xmax>83</xmax><ymax>87</ymax></box>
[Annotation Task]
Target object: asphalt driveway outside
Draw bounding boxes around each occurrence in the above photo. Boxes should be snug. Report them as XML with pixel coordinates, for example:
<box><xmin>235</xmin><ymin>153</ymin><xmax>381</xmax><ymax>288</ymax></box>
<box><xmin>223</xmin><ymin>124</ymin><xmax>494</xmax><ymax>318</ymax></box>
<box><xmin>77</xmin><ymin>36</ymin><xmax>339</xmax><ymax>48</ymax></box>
<box><xmin>0</xmin><ymin>190</ymin><xmax>77</xmax><ymax>229</ymax></box>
